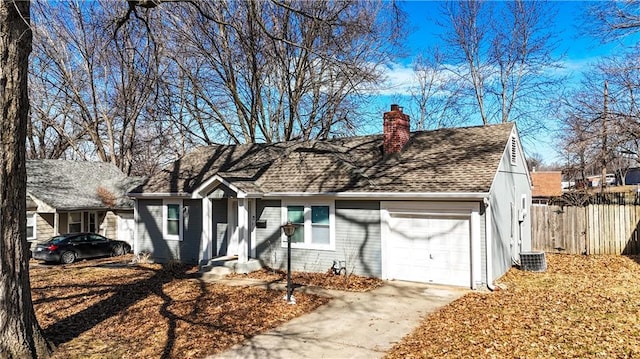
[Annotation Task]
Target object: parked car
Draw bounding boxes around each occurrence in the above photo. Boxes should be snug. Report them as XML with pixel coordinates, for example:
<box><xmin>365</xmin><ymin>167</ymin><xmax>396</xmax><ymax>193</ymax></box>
<box><xmin>32</xmin><ymin>233</ymin><xmax>130</xmax><ymax>264</ymax></box>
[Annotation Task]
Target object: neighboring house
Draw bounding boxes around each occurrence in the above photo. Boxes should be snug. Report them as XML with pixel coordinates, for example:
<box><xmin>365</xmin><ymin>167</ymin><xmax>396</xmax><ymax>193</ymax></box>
<box><xmin>531</xmin><ymin>171</ymin><xmax>562</xmax><ymax>205</ymax></box>
<box><xmin>27</xmin><ymin>160</ymin><xmax>144</xmax><ymax>248</ymax></box>
<box><xmin>130</xmin><ymin>105</ymin><xmax>532</xmax><ymax>289</ymax></box>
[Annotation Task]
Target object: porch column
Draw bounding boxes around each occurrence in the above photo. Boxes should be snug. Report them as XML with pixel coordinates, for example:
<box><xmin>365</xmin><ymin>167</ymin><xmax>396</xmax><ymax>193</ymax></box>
<box><xmin>133</xmin><ymin>200</ymin><xmax>138</xmax><ymax>254</ymax></box>
<box><xmin>237</xmin><ymin>197</ymin><xmax>248</xmax><ymax>264</ymax></box>
<box><xmin>54</xmin><ymin>211</ymin><xmax>59</xmax><ymax>235</ymax></box>
<box><xmin>250</xmin><ymin>199</ymin><xmax>257</xmax><ymax>258</ymax></box>
<box><xmin>201</xmin><ymin>198</ymin><xmax>213</xmax><ymax>262</ymax></box>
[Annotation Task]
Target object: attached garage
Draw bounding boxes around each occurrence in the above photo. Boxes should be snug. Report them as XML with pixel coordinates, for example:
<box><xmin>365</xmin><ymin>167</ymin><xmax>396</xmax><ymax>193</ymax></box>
<box><xmin>381</xmin><ymin>201</ymin><xmax>482</xmax><ymax>288</ymax></box>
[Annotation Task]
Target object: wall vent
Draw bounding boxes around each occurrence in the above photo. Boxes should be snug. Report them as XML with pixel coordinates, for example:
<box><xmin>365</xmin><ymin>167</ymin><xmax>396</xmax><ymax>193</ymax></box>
<box><xmin>520</xmin><ymin>251</ymin><xmax>547</xmax><ymax>272</ymax></box>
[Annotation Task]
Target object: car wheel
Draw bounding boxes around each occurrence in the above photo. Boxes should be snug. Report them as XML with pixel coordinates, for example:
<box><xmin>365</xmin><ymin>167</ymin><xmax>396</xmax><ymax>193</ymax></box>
<box><xmin>60</xmin><ymin>251</ymin><xmax>75</xmax><ymax>264</ymax></box>
<box><xmin>112</xmin><ymin>244</ymin><xmax>124</xmax><ymax>257</ymax></box>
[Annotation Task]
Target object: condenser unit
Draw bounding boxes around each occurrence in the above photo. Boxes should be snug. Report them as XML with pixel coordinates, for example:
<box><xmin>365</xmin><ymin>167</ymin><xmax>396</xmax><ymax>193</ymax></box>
<box><xmin>520</xmin><ymin>251</ymin><xmax>547</xmax><ymax>272</ymax></box>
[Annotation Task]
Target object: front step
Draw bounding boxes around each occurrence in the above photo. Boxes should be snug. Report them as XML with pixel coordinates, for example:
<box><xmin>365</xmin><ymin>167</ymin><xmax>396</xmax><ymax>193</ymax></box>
<box><xmin>199</xmin><ymin>256</ymin><xmax>263</xmax><ymax>280</ymax></box>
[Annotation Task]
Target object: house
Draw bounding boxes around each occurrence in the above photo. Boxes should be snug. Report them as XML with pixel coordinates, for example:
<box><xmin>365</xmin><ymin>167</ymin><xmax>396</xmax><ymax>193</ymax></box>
<box><xmin>26</xmin><ymin>160</ymin><xmax>144</xmax><ymax>248</ymax></box>
<box><xmin>129</xmin><ymin>105</ymin><xmax>532</xmax><ymax>289</ymax></box>
<box><xmin>531</xmin><ymin>171</ymin><xmax>562</xmax><ymax>204</ymax></box>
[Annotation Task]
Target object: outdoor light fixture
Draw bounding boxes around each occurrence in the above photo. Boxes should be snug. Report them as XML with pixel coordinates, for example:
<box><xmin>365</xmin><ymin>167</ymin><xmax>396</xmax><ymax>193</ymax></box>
<box><xmin>282</xmin><ymin>221</ymin><xmax>296</xmax><ymax>237</ymax></box>
<box><xmin>281</xmin><ymin>221</ymin><xmax>296</xmax><ymax>304</ymax></box>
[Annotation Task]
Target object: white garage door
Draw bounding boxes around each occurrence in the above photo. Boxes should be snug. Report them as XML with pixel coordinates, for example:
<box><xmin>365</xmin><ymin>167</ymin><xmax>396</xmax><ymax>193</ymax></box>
<box><xmin>387</xmin><ymin>213</ymin><xmax>471</xmax><ymax>287</ymax></box>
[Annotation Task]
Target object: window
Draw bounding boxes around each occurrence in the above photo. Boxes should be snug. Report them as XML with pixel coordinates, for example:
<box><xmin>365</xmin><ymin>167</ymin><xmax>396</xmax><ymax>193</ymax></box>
<box><xmin>287</xmin><ymin>206</ymin><xmax>305</xmax><ymax>243</ymax></box>
<box><xmin>68</xmin><ymin>212</ymin><xmax>82</xmax><ymax>233</ymax></box>
<box><xmin>87</xmin><ymin>212</ymin><xmax>97</xmax><ymax>233</ymax></box>
<box><xmin>282</xmin><ymin>201</ymin><xmax>335</xmax><ymax>250</ymax></box>
<box><xmin>311</xmin><ymin>206</ymin><xmax>330</xmax><ymax>245</ymax></box>
<box><xmin>163</xmin><ymin>200</ymin><xmax>183</xmax><ymax>240</ymax></box>
<box><xmin>26</xmin><ymin>213</ymin><xmax>36</xmax><ymax>241</ymax></box>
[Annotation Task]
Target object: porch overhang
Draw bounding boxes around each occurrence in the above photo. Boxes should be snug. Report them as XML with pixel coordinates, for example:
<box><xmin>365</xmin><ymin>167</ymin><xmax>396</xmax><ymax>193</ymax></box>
<box><xmin>191</xmin><ymin>175</ymin><xmax>247</xmax><ymax>199</ymax></box>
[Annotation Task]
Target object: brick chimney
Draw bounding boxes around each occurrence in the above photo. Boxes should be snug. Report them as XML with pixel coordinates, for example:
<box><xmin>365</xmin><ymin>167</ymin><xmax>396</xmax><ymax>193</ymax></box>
<box><xmin>383</xmin><ymin>104</ymin><xmax>410</xmax><ymax>154</ymax></box>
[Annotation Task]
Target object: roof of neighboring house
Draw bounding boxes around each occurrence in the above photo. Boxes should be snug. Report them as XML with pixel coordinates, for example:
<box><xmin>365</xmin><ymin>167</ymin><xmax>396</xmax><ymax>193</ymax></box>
<box><xmin>27</xmin><ymin>160</ymin><xmax>145</xmax><ymax>211</ymax></box>
<box><xmin>134</xmin><ymin>123</ymin><xmax>516</xmax><ymax>196</ymax></box>
<box><xmin>531</xmin><ymin>171</ymin><xmax>562</xmax><ymax>197</ymax></box>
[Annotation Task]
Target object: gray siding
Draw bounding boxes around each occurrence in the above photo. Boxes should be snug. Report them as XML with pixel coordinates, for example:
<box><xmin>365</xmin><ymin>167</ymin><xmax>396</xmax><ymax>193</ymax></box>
<box><xmin>136</xmin><ymin>199</ymin><xmax>165</xmax><ymax>259</ymax></box>
<box><xmin>489</xmin><ymin>131</ymin><xmax>532</xmax><ymax>281</ymax></box>
<box><xmin>335</xmin><ymin>200</ymin><xmax>381</xmax><ymax>277</ymax></box>
<box><xmin>211</xmin><ymin>198</ymin><xmax>228</xmax><ymax>256</ymax></box>
<box><xmin>136</xmin><ymin>198</ymin><xmax>202</xmax><ymax>264</ymax></box>
<box><xmin>254</xmin><ymin>199</ymin><xmax>282</xmax><ymax>268</ymax></box>
<box><xmin>254</xmin><ymin>199</ymin><xmax>381</xmax><ymax>278</ymax></box>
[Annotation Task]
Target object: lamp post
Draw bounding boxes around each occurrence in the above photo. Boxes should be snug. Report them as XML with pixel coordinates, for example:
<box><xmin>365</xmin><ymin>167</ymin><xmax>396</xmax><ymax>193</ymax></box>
<box><xmin>281</xmin><ymin>221</ymin><xmax>296</xmax><ymax>303</ymax></box>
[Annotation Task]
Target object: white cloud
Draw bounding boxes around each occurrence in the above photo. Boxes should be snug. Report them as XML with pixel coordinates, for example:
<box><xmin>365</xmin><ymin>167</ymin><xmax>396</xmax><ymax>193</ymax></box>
<box><xmin>366</xmin><ymin>62</ymin><xmax>461</xmax><ymax>97</ymax></box>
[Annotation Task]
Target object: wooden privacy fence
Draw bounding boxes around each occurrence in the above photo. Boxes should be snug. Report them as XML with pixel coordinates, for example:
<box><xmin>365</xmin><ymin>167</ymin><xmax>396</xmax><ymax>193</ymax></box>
<box><xmin>531</xmin><ymin>204</ymin><xmax>640</xmax><ymax>255</ymax></box>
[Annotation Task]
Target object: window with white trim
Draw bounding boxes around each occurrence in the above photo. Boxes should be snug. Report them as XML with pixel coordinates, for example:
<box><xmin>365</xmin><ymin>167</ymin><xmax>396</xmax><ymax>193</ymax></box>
<box><xmin>163</xmin><ymin>200</ymin><xmax>183</xmax><ymax>240</ymax></box>
<box><xmin>286</xmin><ymin>205</ymin><xmax>305</xmax><ymax>244</ymax></box>
<box><xmin>68</xmin><ymin>212</ymin><xmax>82</xmax><ymax>233</ymax></box>
<box><xmin>282</xmin><ymin>201</ymin><xmax>335</xmax><ymax>250</ymax></box>
<box><xmin>26</xmin><ymin>212</ymin><xmax>36</xmax><ymax>241</ymax></box>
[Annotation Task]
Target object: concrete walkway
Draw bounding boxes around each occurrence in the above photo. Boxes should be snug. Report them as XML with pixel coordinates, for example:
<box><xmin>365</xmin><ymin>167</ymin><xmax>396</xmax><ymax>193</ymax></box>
<box><xmin>208</xmin><ymin>279</ymin><xmax>468</xmax><ymax>359</ymax></box>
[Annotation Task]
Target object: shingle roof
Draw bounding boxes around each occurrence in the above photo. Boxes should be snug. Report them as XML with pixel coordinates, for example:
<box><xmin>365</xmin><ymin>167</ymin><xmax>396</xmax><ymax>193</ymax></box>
<box><xmin>27</xmin><ymin>160</ymin><xmax>145</xmax><ymax>210</ymax></box>
<box><xmin>134</xmin><ymin>123</ymin><xmax>515</xmax><ymax>196</ymax></box>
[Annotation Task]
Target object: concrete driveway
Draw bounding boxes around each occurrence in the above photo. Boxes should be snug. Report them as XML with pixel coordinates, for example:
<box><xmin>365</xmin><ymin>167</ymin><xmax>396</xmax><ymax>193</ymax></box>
<box><xmin>209</xmin><ymin>280</ymin><xmax>468</xmax><ymax>359</ymax></box>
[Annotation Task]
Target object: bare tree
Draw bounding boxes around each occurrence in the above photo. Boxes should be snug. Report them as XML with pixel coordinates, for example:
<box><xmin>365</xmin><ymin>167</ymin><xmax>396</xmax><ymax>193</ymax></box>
<box><xmin>30</xmin><ymin>0</ymin><xmax>405</xmax><ymax>171</ymax></box>
<box><xmin>437</xmin><ymin>0</ymin><xmax>562</xmax><ymax>131</ymax></box>
<box><xmin>559</xmin><ymin>52</ymin><xmax>640</xmax><ymax>187</ymax></box>
<box><xmin>409</xmin><ymin>49</ymin><xmax>465</xmax><ymax>130</ymax></box>
<box><xmin>585</xmin><ymin>0</ymin><xmax>640</xmax><ymax>42</ymax></box>
<box><xmin>29</xmin><ymin>1</ymin><xmax>165</xmax><ymax>175</ymax></box>
<box><xmin>158</xmin><ymin>0</ymin><xmax>404</xmax><ymax>144</ymax></box>
<box><xmin>0</xmin><ymin>0</ymin><xmax>53</xmax><ymax>356</ymax></box>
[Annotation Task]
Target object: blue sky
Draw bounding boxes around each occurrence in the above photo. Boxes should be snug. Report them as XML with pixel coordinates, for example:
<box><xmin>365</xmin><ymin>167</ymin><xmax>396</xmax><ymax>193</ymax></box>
<box><xmin>371</xmin><ymin>1</ymin><xmax>638</xmax><ymax>165</ymax></box>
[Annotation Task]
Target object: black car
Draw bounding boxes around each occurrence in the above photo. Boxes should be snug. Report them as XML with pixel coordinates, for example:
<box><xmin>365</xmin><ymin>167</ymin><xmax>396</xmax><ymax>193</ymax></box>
<box><xmin>32</xmin><ymin>233</ymin><xmax>130</xmax><ymax>264</ymax></box>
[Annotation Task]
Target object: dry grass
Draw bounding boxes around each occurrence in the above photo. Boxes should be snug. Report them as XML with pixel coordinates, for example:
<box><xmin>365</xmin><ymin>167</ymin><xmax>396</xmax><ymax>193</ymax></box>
<box><xmin>386</xmin><ymin>254</ymin><xmax>640</xmax><ymax>358</ymax></box>
<box><xmin>30</xmin><ymin>256</ymin><xmax>329</xmax><ymax>358</ymax></box>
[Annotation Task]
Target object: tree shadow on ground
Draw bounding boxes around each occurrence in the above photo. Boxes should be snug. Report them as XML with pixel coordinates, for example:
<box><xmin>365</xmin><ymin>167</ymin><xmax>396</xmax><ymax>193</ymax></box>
<box><xmin>40</xmin><ymin>263</ymin><xmax>197</xmax><ymax>356</ymax></box>
<box><xmin>33</xmin><ymin>259</ymin><xmax>328</xmax><ymax>358</ymax></box>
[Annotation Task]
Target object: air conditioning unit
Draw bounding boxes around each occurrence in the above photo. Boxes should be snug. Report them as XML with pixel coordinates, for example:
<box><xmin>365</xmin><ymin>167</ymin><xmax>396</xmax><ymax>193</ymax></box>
<box><xmin>520</xmin><ymin>251</ymin><xmax>547</xmax><ymax>272</ymax></box>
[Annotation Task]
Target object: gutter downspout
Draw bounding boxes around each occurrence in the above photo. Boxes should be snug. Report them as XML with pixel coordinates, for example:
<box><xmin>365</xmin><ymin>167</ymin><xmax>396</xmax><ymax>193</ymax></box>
<box><xmin>484</xmin><ymin>198</ymin><xmax>495</xmax><ymax>291</ymax></box>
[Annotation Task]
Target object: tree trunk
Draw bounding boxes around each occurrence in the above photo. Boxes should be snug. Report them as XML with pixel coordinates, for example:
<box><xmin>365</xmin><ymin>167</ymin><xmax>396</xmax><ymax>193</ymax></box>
<box><xmin>0</xmin><ymin>1</ymin><xmax>52</xmax><ymax>357</ymax></box>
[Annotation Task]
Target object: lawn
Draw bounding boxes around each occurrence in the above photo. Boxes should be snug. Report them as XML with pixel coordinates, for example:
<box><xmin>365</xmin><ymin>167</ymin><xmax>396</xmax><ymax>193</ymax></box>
<box><xmin>386</xmin><ymin>254</ymin><xmax>640</xmax><ymax>358</ymax></box>
<box><xmin>30</xmin><ymin>256</ymin><xmax>333</xmax><ymax>358</ymax></box>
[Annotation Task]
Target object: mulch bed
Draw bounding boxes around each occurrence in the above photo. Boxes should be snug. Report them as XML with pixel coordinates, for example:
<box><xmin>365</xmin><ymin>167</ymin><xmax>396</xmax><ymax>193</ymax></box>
<box><xmin>226</xmin><ymin>267</ymin><xmax>384</xmax><ymax>292</ymax></box>
<box><xmin>385</xmin><ymin>253</ymin><xmax>640</xmax><ymax>358</ymax></box>
<box><xmin>30</xmin><ymin>256</ymin><xmax>330</xmax><ymax>358</ymax></box>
